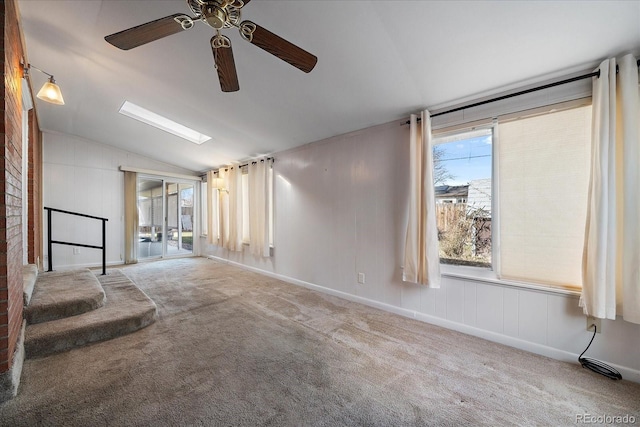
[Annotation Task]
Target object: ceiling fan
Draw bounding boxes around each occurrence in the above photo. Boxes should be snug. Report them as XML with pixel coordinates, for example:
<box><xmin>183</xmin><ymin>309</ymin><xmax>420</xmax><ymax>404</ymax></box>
<box><xmin>104</xmin><ymin>0</ymin><xmax>317</xmax><ymax>92</ymax></box>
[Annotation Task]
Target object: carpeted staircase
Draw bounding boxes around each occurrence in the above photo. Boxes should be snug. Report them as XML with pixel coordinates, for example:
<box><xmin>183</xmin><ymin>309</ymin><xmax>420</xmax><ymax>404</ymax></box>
<box><xmin>22</xmin><ymin>268</ymin><xmax>157</xmax><ymax>358</ymax></box>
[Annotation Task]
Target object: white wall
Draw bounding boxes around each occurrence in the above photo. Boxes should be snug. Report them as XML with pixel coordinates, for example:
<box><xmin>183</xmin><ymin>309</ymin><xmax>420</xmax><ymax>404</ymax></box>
<box><xmin>43</xmin><ymin>131</ymin><xmax>197</xmax><ymax>269</ymax></box>
<box><xmin>203</xmin><ymin>120</ymin><xmax>640</xmax><ymax>382</ymax></box>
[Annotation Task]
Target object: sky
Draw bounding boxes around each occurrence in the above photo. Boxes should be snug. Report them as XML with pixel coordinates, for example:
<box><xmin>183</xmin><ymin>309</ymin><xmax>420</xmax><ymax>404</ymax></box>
<box><xmin>436</xmin><ymin>134</ymin><xmax>492</xmax><ymax>186</ymax></box>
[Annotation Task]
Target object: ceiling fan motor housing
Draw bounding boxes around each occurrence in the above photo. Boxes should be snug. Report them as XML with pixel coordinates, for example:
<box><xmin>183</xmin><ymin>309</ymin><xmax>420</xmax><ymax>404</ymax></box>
<box><xmin>203</xmin><ymin>4</ymin><xmax>228</xmax><ymax>29</ymax></box>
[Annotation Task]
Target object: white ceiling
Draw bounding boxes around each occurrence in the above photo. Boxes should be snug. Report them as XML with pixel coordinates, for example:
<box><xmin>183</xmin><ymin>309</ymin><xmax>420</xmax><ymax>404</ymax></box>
<box><xmin>18</xmin><ymin>1</ymin><xmax>640</xmax><ymax>173</ymax></box>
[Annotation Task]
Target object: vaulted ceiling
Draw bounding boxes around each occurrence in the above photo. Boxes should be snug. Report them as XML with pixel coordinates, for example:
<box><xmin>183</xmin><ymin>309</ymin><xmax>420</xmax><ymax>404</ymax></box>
<box><xmin>18</xmin><ymin>1</ymin><xmax>640</xmax><ymax>172</ymax></box>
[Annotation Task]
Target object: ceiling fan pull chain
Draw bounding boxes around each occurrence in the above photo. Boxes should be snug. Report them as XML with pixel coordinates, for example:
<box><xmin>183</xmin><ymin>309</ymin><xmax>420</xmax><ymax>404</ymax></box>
<box><xmin>239</xmin><ymin>21</ymin><xmax>256</xmax><ymax>43</ymax></box>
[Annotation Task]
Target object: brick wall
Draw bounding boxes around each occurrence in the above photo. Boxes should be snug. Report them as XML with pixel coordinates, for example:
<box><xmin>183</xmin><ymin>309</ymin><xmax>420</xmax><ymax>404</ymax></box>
<box><xmin>27</xmin><ymin>109</ymin><xmax>42</xmax><ymax>267</ymax></box>
<box><xmin>0</xmin><ymin>0</ymin><xmax>26</xmax><ymax>372</ymax></box>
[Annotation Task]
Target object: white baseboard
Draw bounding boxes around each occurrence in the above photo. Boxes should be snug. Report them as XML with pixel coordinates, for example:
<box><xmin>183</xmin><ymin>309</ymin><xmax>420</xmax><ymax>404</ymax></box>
<box><xmin>409</xmin><ymin>311</ymin><xmax>640</xmax><ymax>383</ymax></box>
<box><xmin>206</xmin><ymin>255</ymin><xmax>640</xmax><ymax>383</ymax></box>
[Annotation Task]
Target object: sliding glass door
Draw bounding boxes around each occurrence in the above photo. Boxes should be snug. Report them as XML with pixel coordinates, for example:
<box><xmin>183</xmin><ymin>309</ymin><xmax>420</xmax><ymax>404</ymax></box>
<box><xmin>138</xmin><ymin>177</ymin><xmax>164</xmax><ymax>259</ymax></box>
<box><xmin>165</xmin><ymin>182</ymin><xmax>194</xmax><ymax>256</ymax></box>
<box><xmin>137</xmin><ymin>176</ymin><xmax>195</xmax><ymax>260</ymax></box>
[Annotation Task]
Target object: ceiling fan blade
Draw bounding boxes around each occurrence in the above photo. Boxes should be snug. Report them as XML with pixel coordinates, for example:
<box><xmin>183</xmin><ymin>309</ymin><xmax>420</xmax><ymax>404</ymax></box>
<box><xmin>105</xmin><ymin>14</ymin><xmax>190</xmax><ymax>50</ymax></box>
<box><xmin>240</xmin><ymin>21</ymin><xmax>317</xmax><ymax>73</ymax></box>
<box><xmin>212</xmin><ymin>37</ymin><xmax>240</xmax><ymax>92</ymax></box>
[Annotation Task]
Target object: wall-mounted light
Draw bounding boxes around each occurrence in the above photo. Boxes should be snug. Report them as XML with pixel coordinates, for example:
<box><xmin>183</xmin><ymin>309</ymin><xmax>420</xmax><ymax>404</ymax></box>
<box><xmin>23</xmin><ymin>64</ymin><xmax>65</xmax><ymax>105</ymax></box>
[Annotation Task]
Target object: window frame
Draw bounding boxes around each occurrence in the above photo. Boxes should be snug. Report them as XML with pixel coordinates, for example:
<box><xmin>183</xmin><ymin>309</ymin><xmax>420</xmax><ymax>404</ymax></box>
<box><xmin>432</xmin><ymin>123</ymin><xmax>496</xmax><ymax>270</ymax></box>
<box><xmin>433</xmin><ymin>98</ymin><xmax>592</xmax><ymax>295</ymax></box>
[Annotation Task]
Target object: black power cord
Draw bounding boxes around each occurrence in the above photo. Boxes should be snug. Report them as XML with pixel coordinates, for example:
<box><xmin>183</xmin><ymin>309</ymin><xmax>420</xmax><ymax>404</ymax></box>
<box><xmin>579</xmin><ymin>324</ymin><xmax>622</xmax><ymax>380</ymax></box>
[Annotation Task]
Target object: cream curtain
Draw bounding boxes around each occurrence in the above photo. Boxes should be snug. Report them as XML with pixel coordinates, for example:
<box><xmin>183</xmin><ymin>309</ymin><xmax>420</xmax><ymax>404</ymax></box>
<box><xmin>225</xmin><ymin>165</ymin><xmax>243</xmax><ymax>251</ymax></box>
<box><xmin>219</xmin><ymin>168</ymin><xmax>230</xmax><ymax>247</ymax></box>
<box><xmin>248</xmin><ymin>159</ymin><xmax>270</xmax><ymax>257</ymax></box>
<box><xmin>205</xmin><ymin>170</ymin><xmax>218</xmax><ymax>245</ymax></box>
<box><xmin>123</xmin><ymin>171</ymin><xmax>138</xmax><ymax>264</ymax></box>
<box><xmin>581</xmin><ymin>54</ymin><xmax>640</xmax><ymax>323</ymax></box>
<box><xmin>403</xmin><ymin>110</ymin><xmax>441</xmax><ymax>287</ymax></box>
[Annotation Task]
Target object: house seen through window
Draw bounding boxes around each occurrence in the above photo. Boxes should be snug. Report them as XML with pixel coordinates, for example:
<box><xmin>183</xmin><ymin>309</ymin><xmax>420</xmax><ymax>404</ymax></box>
<box><xmin>433</xmin><ymin>128</ymin><xmax>493</xmax><ymax>268</ymax></box>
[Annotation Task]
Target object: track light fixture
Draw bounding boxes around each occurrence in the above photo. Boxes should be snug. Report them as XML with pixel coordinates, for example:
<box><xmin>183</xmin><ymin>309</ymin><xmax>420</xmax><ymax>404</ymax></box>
<box><xmin>23</xmin><ymin>64</ymin><xmax>65</xmax><ymax>105</ymax></box>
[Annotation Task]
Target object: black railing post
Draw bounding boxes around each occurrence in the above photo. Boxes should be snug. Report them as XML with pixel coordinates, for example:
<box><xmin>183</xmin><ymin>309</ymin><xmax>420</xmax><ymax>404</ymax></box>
<box><xmin>47</xmin><ymin>208</ymin><xmax>53</xmax><ymax>272</ymax></box>
<box><xmin>44</xmin><ymin>207</ymin><xmax>108</xmax><ymax>274</ymax></box>
<box><xmin>102</xmin><ymin>219</ymin><xmax>106</xmax><ymax>276</ymax></box>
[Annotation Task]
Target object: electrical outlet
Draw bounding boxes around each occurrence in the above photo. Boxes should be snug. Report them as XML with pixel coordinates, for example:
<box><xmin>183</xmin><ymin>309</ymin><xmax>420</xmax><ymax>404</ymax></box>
<box><xmin>586</xmin><ymin>315</ymin><xmax>601</xmax><ymax>333</ymax></box>
<box><xmin>358</xmin><ymin>272</ymin><xmax>365</xmax><ymax>284</ymax></box>
<box><xmin>73</xmin><ymin>247</ymin><xmax>80</xmax><ymax>255</ymax></box>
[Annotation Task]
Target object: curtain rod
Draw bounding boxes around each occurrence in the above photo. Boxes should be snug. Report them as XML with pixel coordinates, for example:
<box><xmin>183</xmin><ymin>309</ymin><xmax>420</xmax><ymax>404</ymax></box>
<box><xmin>214</xmin><ymin>157</ymin><xmax>274</xmax><ymax>174</ymax></box>
<box><xmin>119</xmin><ymin>166</ymin><xmax>202</xmax><ymax>181</ymax></box>
<box><xmin>405</xmin><ymin>58</ymin><xmax>640</xmax><ymax>124</ymax></box>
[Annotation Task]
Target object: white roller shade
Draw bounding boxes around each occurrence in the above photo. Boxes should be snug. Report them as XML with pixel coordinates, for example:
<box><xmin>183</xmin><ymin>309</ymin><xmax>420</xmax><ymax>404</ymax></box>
<box><xmin>498</xmin><ymin>105</ymin><xmax>591</xmax><ymax>288</ymax></box>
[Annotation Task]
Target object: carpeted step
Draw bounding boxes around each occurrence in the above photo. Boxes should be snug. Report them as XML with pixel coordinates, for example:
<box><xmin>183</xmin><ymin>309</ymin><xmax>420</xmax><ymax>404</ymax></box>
<box><xmin>24</xmin><ymin>269</ymin><xmax>106</xmax><ymax>324</ymax></box>
<box><xmin>24</xmin><ymin>270</ymin><xmax>157</xmax><ymax>358</ymax></box>
<box><xmin>23</xmin><ymin>264</ymin><xmax>38</xmax><ymax>306</ymax></box>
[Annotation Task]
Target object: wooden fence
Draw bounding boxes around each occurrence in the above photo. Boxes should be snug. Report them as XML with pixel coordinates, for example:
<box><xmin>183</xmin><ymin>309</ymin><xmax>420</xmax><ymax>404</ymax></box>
<box><xmin>436</xmin><ymin>203</ymin><xmax>467</xmax><ymax>232</ymax></box>
<box><xmin>436</xmin><ymin>202</ymin><xmax>492</xmax><ymax>259</ymax></box>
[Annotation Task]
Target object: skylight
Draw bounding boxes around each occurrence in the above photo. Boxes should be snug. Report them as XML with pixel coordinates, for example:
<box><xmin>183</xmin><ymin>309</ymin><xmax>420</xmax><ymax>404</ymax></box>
<box><xmin>118</xmin><ymin>101</ymin><xmax>211</xmax><ymax>145</ymax></box>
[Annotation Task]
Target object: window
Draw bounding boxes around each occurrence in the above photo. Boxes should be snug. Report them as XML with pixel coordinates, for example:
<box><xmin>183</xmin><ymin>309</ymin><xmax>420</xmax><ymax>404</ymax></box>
<box><xmin>433</xmin><ymin>128</ymin><xmax>493</xmax><ymax>268</ymax></box>
<box><xmin>434</xmin><ymin>102</ymin><xmax>592</xmax><ymax>290</ymax></box>
<box><xmin>209</xmin><ymin>161</ymin><xmax>273</xmax><ymax>251</ymax></box>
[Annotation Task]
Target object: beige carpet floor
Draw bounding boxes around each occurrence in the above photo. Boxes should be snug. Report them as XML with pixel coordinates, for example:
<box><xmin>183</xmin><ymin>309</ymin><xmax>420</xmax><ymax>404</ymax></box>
<box><xmin>1</xmin><ymin>257</ymin><xmax>639</xmax><ymax>426</ymax></box>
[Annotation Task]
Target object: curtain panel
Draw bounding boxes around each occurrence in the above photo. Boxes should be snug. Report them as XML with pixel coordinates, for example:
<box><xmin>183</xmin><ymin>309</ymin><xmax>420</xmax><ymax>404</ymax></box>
<box><xmin>248</xmin><ymin>159</ymin><xmax>271</xmax><ymax>257</ymax></box>
<box><xmin>123</xmin><ymin>171</ymin><xmax>138</xmax><ymax>264</ymax></box>
<box><xmin>403</xmin><ymin>110</ymin><xmax>441</xmax><ymax>287</ymax></box>
<box><xmin>225</xmin><ymin>165</ymin><xmax>243</xmax><ymax>251</ymax></box>
<box><xmin>581</xmin><ymin>54</ymin><xmax>640</xmax><ymax>324</ymax></box>
<box><xmin>218</xmin><ymin>168</ymin><xmax>230</xmax><ymax>247</ymax></box>
<box><xmin>205</xmin><ymin>170</ymin><xmax>218</xmax><ymax>245</ymax></box>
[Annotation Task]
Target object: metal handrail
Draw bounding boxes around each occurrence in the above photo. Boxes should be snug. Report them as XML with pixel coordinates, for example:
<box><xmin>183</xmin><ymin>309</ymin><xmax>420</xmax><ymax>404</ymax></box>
<box><xmin>44</xmin><ymin>207</ymin><xmax>109</xmax><ymax>275</ymax></box>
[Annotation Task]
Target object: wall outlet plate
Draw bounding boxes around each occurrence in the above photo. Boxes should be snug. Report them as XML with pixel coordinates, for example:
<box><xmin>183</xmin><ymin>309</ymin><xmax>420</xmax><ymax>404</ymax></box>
<box><xmin>586</xmin><ymin>315</ymin><xmax>601</xmax><ymax>333</ymax></box>
<box><xmin>357</xmin><ymin>273</ymin><xmax>365</xmax><ymax>284</ymax></box>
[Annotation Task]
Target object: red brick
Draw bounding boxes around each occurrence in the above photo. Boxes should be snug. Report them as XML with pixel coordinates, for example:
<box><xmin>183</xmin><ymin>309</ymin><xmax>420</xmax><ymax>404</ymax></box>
<box><xmin>0</xmin><ymin>0</ymin><xmax>36</xmax><ymax>372</ymax></box>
